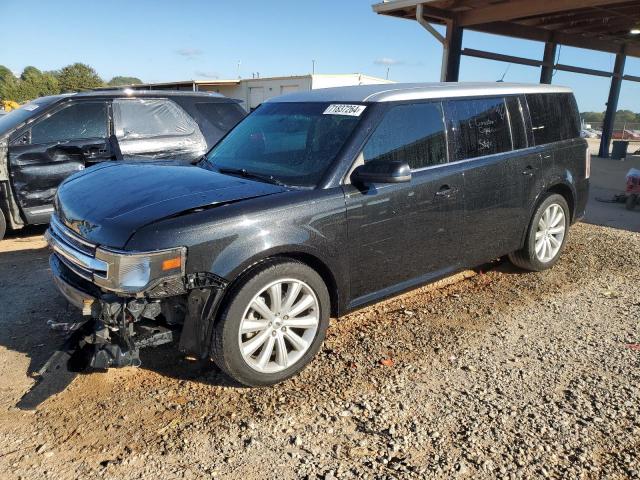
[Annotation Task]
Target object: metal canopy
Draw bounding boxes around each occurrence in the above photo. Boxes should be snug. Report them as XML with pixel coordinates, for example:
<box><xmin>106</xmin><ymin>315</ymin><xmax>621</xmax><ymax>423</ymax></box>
<box><xmin>373</xmin><ymin>0</ymin><xmax>640</xmax><ymax>57</ymax></box>
<box><xmin>372</xmin><ymin>0</ymin><xmax>640</xmax><ymax>157</ymax></box>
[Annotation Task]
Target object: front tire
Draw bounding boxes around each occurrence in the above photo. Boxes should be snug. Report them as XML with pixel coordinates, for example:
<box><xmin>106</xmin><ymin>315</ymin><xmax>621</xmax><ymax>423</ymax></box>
<box><xmin>626</xmin><ymin>194</ymin><xmax>637</xmax><ymax>211</ymax></box>
<box><xmin>211</xmin><ymin>260</ymin><xmax>330</xmax><ymax>386</ymax></box>
<box><xmin>509</xmin><ymin>193</ymin><xmax>570</xmax><ymax>272</ymax></box>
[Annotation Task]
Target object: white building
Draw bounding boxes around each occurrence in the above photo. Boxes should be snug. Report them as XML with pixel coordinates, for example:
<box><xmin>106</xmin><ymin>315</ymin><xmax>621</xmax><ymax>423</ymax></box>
<box><xmin>118</xmin><ymin>74</ymin><xmax>394</xmax><ymax>111</ymax></box>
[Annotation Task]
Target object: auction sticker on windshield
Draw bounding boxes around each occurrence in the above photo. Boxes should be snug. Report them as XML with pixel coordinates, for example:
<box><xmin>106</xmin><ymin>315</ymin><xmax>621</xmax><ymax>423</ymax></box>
<box><xmin>323</xmin><ymin>104</ymin><xmax>366</xmax><ymax>116</ymax></box>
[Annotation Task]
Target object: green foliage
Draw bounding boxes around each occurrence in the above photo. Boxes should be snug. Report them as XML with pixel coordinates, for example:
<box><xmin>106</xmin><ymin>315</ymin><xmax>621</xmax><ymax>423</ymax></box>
<box><xmin>18</xmin><ymin>66</ymin><xmax>60</xmax><ymax>101</ymax></box>
<box><xmin>56</xmin><ymin>62</ymin><xmax>104</xmax><ymax>92</ymax></box>
<box><xmin>107</xmin><ymin>76</ymin><xmax>143</xmax><ymax>86</ymax></box>
<box><xmin>581</xmin><ymin>111</ymin><xmax>604</xmax><ymax>123</ymax></box>
<box><xmin>0</xmin><ymin>65</ymin><xmax>20</xmax><ymax>102</ymax></box>
<box><xmin>0</xmin><ymin>63</ymin><xmax>144</xmax><ymax>103</ymax></box>
<box><xmin>581</xmin><ymin>110</ymin><xmax>640</xmax><ymax>127</ymax></box>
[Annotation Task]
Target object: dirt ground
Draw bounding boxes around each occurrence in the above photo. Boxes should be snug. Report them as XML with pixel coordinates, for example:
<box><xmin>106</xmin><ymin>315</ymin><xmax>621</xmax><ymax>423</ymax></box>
<box><xmin>0</xmin><ymin>219</ymin><xmax>638</xmax><ymax>479</ymax></box>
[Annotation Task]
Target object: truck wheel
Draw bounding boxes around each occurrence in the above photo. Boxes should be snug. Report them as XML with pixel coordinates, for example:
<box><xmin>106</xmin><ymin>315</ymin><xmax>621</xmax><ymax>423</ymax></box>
<box><xmin>509</xmin><ymin>193</ymin><xmax>570</xmax><ymax>272</ymax></box>
<box><xmin>0</xmin><ymin>208</ymin><xmax>6</xmax><ymax>240</ymax></box>
<box><xmin>626</xmin><ymin>194</ymin><xmax>637</xmax><ymax>211</ymax></box>
<box><xmin>211</xmin><ymin>260</ymin><xmax>330</xmax><ymax>386</ymax></box>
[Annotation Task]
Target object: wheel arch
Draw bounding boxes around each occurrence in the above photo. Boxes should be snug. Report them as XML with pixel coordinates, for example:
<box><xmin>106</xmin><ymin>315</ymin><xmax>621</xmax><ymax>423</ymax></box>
<box><xmin>217</xmin><ymin>249</ymin><xmax>342</xmax><ymax>321</ymax></box>
<box><xmin>545</xmin><ymin>183</ymin><xmax>575</xmax><ymax>221</ymax></box>
<box><xmin>520</xmin><ymin>181</ymin><xmax>576</xmax><ymax>247</ymax></box>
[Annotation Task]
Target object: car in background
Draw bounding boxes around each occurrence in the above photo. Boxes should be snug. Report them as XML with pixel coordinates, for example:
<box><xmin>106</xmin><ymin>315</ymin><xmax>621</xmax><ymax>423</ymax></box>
<box><xmin>580</xmin><ymin>129</ymin><xmax>599</xmax><ymax>139</ymax></box>
<box><xmin>612</xmin><ymin>129</ymin><xmax>640</xmax><ymax>140</ymax></box>
<box><xmin>0</xmin><ymin>90</ymin><xmax>245</xmax><ymax>239</ymax></box>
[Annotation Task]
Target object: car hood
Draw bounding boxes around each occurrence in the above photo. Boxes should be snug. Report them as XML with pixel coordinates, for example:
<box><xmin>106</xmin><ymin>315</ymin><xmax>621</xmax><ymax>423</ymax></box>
<box><xmin>55</xmin><ymin>162</ymin><xmax>288</xmax><ymax>248</ymax></box>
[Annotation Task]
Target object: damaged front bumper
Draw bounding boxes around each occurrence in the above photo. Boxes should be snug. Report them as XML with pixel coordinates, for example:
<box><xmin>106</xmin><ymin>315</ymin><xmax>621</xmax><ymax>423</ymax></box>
<box><xmin>48</xmin><ymin>251</ymin><xmax>227</xmax><ymax>371</ymax></box>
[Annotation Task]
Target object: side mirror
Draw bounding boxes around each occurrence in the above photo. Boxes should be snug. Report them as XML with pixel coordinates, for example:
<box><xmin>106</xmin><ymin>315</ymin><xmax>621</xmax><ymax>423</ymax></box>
<box><xmin>351</xmin><ymin>160</ymin><xmax>411</xmax><ymax>184</ymax></box>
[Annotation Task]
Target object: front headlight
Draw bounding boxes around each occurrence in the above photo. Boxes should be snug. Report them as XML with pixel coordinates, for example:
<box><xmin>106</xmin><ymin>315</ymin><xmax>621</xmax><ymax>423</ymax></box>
<box><xmin>94</xmin><ymin>246</ymin><xmax>186</xmax><ymax>294</ymax></box>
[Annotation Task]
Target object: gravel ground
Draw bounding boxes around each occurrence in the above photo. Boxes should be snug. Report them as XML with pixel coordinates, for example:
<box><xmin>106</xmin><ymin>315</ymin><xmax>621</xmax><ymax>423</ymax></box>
<box><xmin>0</xmin><ymin>221</ymin><xmax>638</xmax><ymax>480</ymax></box>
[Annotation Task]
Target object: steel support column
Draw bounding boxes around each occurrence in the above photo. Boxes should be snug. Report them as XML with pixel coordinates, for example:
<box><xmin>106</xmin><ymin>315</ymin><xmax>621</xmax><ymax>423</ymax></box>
<box><xmin>598</xmin><ymin>46</ymin><xmax>627</xmax><ymax>158</ymax></box>
<box><xmin>540</xmin><ymin>41</ymin><xmax>557</xmax><ymax>84</ymax></box>
<box><xmin>443</xmin><ymin>21</ymin><xmax>463</xmax><ymax>82</ymax></box>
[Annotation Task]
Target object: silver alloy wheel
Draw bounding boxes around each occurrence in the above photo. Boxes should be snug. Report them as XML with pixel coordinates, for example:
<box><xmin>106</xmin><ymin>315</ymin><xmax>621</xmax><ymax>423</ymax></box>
<box><xmin>535</xmin><ymin>203</ymin><xmax>566</xmax><ymax>263</ymax></box>
<box><xmin>238</xmin><ymin>278</ymin><xmax>320</xmax><ymax>373</ymax></box>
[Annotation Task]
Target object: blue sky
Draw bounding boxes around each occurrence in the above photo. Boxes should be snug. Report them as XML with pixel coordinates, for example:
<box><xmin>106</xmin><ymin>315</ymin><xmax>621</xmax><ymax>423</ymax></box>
<box><xmin>1</xmin><ymin>0</ymin><xmax>639</xmax><ymax>112</ymax></box>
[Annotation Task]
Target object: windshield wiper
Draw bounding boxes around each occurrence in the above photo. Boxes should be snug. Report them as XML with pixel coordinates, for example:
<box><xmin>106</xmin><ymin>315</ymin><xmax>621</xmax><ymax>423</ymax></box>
<box><xmin>217</xmin><ymin>167</ymin><xmax>289</xmax><ymax>187</ymax></box>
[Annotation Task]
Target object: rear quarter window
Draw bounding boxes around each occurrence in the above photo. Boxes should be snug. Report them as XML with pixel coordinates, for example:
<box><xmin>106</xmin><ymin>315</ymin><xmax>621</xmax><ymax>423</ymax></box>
<box><xmin>445</xmin><ymin>97</ymin><xmax>512</xmax><ymax>160</ymax></box>
<box><xmin>526</xmin><ymin>93</ymin><xmax>580</xmax><ymax>145</ymax></box>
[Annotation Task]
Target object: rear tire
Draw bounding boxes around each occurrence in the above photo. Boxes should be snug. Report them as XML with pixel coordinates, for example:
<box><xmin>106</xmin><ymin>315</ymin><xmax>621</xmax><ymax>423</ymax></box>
<box><xmin>211</xmin><ymin>260</ymin><xmax>330</xmax><ymax>386</ymax></box>
<box><xmin>509</xmin><ymin>193</ymin><xmax>570</xmax><ymax>272</ymax></box>
<box><xmin>626</xmin><ymin>194</ymin><xmax>637</xmax><ymax>211</ymax></box>
<box><xmin>0</xmin><ymin>208</ymin><xmax>6</xmax><ymax>240</ymax></box>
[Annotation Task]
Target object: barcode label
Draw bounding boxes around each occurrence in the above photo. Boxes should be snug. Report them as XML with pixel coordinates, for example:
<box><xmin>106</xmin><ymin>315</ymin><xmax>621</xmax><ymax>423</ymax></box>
<box><xmin>323</xmin><ymin>104</ymin><xmax>366</xmax><ymax>116</ymax></box>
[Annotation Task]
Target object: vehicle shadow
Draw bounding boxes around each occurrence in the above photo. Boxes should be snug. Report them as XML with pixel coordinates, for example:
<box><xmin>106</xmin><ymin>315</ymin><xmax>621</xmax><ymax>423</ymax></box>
<box><xmin>0</xmin><ymin>237</ymin><xmax>513</xmax><ymax>410</ymax></box>
<box><xmin>0</xmin><ymin>237</ymin><xmax>245</xmax><ymax>410</ymax></box>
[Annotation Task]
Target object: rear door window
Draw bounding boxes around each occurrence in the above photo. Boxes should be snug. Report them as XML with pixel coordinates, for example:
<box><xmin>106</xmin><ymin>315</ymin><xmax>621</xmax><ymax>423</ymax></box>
<box><xmin>195</xmin><ymin>102</ymin><xmax>245</xmax><ymax>132</ymax></box>
<box><xmin>362</xmin><ymin>102</ymin><xmax>448</xmax><ymax>169</ymax></box>
<box><xmin>113</xmin><ymin>98</ymin><xmax>199</xmax><ymax>139</ymax></box>
<box><xmin>30</xmin><ymin>101</ymin><xmax>108</xmax><ymax>145</ymax></box>
<box><xmin>445</xmin><ymin>97</ymin><xmax>512</xmax><ymax>161</ymax></box>
<box><xmin>526</xmin><ymin>93</ymin><xmax>580</xmax><ymax>145</ymax></box>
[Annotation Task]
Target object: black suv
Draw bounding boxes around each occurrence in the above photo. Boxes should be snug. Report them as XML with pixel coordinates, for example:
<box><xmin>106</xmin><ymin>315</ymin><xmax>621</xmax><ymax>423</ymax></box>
<box><xmin>46</xmin><ymin>82</ymin><xmax>589</xmax><ymax>386</ymax></box>
<box><xmin>0</xmin><ymin>90</ymin><xmax>245</xmax><ymax>239</ymax></box>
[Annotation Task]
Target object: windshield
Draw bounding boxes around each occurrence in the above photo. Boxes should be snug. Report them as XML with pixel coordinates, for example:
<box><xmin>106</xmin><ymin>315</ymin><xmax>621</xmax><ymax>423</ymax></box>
<box><xmin>203</xmin><ymin>102</ymin><xmax>364</xmax><ymax>187</ymax></box>
<box><xmin>0</xmin><ymin>97</ymin><xmax>59</xmax><ymax>137</ymax></box>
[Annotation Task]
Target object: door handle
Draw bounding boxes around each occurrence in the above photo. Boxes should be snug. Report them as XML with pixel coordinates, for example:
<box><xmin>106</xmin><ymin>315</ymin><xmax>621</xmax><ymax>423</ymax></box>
<box><xmin>522</xmin><ymin>165</ymin><xmax>535</xmax><ymax>177</ymax></box>
<box><xmin>434</xmin><ymin>185</ymin><xmax>457</xmax><ymax>199</ymax></box>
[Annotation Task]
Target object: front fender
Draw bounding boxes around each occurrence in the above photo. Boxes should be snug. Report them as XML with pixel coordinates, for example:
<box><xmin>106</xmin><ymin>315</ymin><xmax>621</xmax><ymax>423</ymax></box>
<box><xmin>127</xmin><ymin>188</ymin><xmax>349</xmax><ymax>306</ymax></box>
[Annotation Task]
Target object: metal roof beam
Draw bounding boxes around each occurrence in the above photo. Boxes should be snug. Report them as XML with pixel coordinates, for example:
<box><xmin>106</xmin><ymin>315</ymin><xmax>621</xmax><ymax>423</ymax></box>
<box><xmin>471</xmin><ymin>21</ymin><xmax>640</xmax><ymax>57</ymax></box>
<box><xmin>462</xmin><ymin>48</ymin><xmax>544</xmax><ymax>67</ymax></box>
<box><xmin>456</xmin><ymin>0</ymin><xmax>633</xmax><ymax>27</ymax></box>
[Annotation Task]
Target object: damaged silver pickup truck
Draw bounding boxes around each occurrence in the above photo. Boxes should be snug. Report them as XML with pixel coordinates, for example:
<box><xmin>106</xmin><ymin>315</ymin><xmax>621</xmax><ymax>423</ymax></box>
<box><xmin>0</xmin><ymin>90</ymin><xmax>245</xmax><ymax>240</ymax></box>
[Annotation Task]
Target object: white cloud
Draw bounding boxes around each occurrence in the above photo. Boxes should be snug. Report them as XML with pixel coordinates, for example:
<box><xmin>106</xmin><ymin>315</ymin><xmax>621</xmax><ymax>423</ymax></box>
<box><xmin>175</xmin><ymin>48</ymin><xmax>203</xmax><ymax>59</ymax></box>
<box><xmin>194</xmin><ymin>70</ymin><xmax>219</xmax><ymax>79</ymax></box>
<box><xmin>374</xmin><ymin>57</ymin><xmax>405</xmax><ymax>66</ymax></box>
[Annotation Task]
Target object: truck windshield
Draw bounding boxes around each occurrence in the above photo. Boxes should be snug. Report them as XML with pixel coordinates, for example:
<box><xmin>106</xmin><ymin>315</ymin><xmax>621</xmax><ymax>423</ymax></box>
<box><xmin>203</xmin><ymin>102</ymin><xmax>364</xmax><ymax>187</ymax></box>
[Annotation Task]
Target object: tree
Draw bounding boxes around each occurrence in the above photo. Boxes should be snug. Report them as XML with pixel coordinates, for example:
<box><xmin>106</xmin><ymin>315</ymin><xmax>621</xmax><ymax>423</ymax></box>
<box><xmin>0</xmin><ymin>65</ymin><xmax>20</xmax><ymax>102</ymax></box>
<box><xmin>18</xmin><ymin>66</ymin><xmax>59</xmax><ymax>100</ymax></box>
<box><xmin>615</xmin><ymin>109</ymin><xmax>637</xmax><ymax>125</ymax></box>
<box><xmin>581</xmin><ymin>112</ymin><xmax>604</xmax><ymax>123</ymax></box>
<box><xmin>107</xmin><ymin>76</ymin><xmax>143</xmax><ymax>86</ymax></box>
<box><xmin>56</xmin><ymin>63</ymin><xmax>104</xmax><ymax>92</ymax></box>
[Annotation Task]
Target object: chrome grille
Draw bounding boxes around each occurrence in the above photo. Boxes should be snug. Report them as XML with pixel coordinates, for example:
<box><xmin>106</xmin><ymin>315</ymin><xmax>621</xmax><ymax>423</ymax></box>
<box><xmin>46</xmin><ymin>215</ymin><xmax>108</xmax><ymax>281</ymax></box>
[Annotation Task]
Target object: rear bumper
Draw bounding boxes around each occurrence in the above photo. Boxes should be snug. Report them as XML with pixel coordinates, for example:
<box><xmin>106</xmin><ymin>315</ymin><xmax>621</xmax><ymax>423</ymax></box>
<box><xmin>574</xmin><ymin>178</ymin><xmax>590</xmax><ymax>223</ymax></box>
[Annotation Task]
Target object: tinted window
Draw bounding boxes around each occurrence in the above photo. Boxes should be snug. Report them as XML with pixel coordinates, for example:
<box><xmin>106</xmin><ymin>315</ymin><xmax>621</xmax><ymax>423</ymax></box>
<box><xmin>30</xmin><ymin>102</ymin><xmax>107</xmax><ymax>144</ymax></box>
<box><xmin>205</xmin><ymin>102</ymin><xmax>362</xmax><ymax>187</ymax></box>
<box><xmin>506</xmin><ymin>96</ymin><xmax>528</xmax><ymax>150</ymax></box>
<box><xmin>526</xmin><ymin>93</ymin><xmax>580</xmax><ymax>145</ymax></box>
<box><xmin>363</xmin><ymin>102</ymin><xmax>447</xmax><ymax>169</ymax></box>
<box><xmin>113</xmin><ymin>98</ymin><xmax>198</xmax><ymax>139</ymax></box>
<box><xmin>446</xmin><ymin>97</ymin><xmax>512</xmax><ymax>160</ymax></box>
<box><xmin>195</xmin><ymin>102</ymin><xmax>245</xmax><ymax>132</ymax></box>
